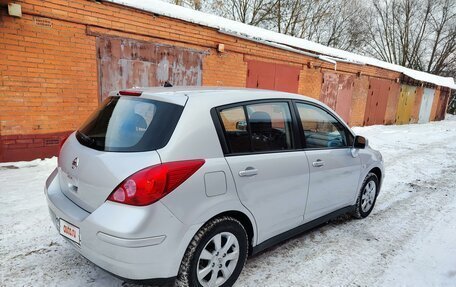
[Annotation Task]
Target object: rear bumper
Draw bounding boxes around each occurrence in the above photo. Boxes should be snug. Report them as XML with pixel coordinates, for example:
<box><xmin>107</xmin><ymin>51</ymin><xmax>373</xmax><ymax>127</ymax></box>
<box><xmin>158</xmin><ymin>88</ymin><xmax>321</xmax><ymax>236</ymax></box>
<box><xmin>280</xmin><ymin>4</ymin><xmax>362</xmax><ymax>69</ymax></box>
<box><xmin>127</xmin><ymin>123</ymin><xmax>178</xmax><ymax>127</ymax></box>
<box><xmin>45</xmin><ymin>167</ymin><xmax>200</xmax><ymax>281</ymax></box>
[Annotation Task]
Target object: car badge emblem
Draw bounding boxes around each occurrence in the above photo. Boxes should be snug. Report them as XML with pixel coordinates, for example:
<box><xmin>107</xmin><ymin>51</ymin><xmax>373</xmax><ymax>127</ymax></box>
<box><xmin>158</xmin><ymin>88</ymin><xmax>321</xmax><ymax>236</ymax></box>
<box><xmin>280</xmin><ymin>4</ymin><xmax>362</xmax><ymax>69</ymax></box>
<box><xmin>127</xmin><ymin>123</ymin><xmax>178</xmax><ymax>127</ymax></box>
<box><xmin>71</xmin><ymin>157</ymin><xmax>79</xmax><ymax>169</ymax></box>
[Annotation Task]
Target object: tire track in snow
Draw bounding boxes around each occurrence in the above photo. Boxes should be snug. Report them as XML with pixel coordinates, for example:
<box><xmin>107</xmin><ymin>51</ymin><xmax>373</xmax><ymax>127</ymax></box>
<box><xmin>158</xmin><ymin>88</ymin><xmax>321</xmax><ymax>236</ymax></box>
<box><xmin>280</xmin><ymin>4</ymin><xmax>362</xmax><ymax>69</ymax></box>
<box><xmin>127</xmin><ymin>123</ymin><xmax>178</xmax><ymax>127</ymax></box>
<box><xmin>236</xmin><ymin>162</ymin><xmax>456</xmax><ymax>287</ymax></box>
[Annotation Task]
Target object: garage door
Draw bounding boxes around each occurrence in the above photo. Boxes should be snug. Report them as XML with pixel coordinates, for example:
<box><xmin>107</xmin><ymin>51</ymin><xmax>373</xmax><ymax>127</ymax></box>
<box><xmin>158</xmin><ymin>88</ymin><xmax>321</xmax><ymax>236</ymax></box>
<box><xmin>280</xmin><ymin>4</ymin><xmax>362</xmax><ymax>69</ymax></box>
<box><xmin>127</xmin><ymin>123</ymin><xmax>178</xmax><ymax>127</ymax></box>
<box><xmin>384</xmin><ymin>82</ymin><xmax>401</xmax><ymax>125</ymax></box>
<box><xmin>435</xmin><ymin>89</ymin><xmax>450</xmax><ymax>121</ymax></box>
<box><xmin>418</xmin><ymin>88</ymin><xmax>435</xmax><ymax>123</ymax></box>
<box><xmin>363</xmin><ymin>78</ymin><xmax>390</xmax><ymax>126</ymax></box>
<box><xmin>320</xmin><ymin>72</ymin><xmax>339</xmax><ymax>111</ymax></box>
<box><xmin>246</xmin><ymin>60</ymin><xmax>300</xmax><ymax>93</ymax></box>
<box><xmin>396</xmin><ymin>85</ymin><xmax>417</xmax><ymax>125</ymax></box>
<box><xmin>335</xmin><ymin>74</ymin><xmax>354</xmax><ymax>124</ymax></box>
<box><xmin>410</xmin><ymin>87</ymin><xmax>424</xmax><ymax>123</ymax></box>
<box><xmin>97</xmin><ymin>36</ymin><xmax>203</xmax><ymax>101</ymax></box>
<box><xmin>319</xmin><ymin>72</ymin><xmax>354</xmax><ymax>124</ymax></box>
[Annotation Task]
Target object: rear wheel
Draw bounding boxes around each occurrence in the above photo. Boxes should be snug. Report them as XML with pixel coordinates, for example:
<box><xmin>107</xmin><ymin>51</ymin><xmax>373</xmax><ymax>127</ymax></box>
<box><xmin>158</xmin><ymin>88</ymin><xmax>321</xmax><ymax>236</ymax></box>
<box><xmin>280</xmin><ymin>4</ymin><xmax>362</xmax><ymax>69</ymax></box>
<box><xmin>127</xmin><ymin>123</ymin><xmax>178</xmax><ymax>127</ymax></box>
<box><xmin>177</xmin><ymin>217</ymin><xmax>248</xmax><ymax>287</ymax></box>
<box><xmin>353</xmin><ymin>173</ymin><xmax>379</xmax><ymax>219</ymax></box>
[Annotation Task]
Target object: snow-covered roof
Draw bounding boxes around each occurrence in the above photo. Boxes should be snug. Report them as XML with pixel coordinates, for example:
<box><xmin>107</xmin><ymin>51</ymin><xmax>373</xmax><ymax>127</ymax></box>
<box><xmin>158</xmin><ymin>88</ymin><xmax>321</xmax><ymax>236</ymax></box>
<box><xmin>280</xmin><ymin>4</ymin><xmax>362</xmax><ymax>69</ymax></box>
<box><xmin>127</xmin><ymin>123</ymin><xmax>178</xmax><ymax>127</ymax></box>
<box><xmin>105</xmin><ymin>0</ymin><xmax>456</xmax><ymax>90</ymax></box>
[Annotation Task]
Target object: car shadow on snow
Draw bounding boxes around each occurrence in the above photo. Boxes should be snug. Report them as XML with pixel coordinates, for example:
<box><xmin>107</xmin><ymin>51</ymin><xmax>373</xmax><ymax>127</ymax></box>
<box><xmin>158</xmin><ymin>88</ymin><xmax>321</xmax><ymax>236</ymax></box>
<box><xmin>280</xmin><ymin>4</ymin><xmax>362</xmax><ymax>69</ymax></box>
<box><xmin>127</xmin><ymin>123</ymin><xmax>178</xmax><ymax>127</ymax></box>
<box><xmin>249</xmin><ymin>213</ymin><xmax>354</xmax><ymax>259</ymax></box>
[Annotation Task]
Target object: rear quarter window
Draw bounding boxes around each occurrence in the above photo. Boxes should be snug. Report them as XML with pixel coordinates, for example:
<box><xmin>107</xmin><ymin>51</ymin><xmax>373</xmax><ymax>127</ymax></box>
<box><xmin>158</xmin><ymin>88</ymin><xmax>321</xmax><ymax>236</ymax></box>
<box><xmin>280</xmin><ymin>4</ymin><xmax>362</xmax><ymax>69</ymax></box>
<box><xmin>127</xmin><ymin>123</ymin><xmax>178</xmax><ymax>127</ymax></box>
<box><xmin>219</xmin><ymin>106</ymin><xmax>251</xmax><ymax>154</ymax></box>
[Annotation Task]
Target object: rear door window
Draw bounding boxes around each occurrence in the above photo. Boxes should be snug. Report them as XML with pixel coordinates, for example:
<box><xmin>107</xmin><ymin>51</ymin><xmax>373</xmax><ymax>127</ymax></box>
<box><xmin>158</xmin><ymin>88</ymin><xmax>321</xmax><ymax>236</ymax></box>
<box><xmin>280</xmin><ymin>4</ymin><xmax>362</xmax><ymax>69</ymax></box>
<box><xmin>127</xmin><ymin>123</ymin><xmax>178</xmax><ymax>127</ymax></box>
<box><xmin>77</xmin><ymin>96</ymin><xmax>183</xmax><ymax>152</ymax></box>
<box><xmin>218</xmin><ymin>101</ymin><xmax>294</xmax><ymax>154</ymax></box>
<box><xmin>246</xmin><ymin>102</ymin><xmax>293</xmax><ymax>152</ymax></box>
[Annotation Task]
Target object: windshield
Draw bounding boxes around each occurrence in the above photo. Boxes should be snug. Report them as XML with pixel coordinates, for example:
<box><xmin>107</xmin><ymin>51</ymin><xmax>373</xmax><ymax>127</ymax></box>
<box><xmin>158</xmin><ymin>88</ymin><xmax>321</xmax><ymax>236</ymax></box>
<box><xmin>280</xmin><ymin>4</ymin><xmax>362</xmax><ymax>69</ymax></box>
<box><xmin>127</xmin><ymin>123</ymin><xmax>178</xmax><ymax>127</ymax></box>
<box><xmin>77</xmin><ymin>96</ymin><xmax>183</xmax><ymax>152</ymax></box>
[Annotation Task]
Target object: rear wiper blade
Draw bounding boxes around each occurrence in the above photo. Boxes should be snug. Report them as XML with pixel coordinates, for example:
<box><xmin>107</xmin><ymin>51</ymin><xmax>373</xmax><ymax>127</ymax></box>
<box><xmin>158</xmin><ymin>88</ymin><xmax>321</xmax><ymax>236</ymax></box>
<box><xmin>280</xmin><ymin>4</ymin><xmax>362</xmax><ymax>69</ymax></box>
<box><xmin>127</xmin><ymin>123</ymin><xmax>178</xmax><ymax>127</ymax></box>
<box><xmin>77</xmin><ymin>131</ymin><xmax>95</xmax><ymax>145</ymax></box>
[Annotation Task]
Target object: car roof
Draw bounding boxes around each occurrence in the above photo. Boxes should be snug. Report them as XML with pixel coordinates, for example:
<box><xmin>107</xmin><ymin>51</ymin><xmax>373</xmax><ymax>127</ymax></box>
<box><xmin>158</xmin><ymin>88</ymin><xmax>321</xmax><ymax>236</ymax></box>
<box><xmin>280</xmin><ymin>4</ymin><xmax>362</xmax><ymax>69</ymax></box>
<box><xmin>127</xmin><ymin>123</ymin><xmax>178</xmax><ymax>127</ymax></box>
<box><xmin>119</xmin><ymin>86</ymin><xmax>320</xmax><ymax>107</ymax></box>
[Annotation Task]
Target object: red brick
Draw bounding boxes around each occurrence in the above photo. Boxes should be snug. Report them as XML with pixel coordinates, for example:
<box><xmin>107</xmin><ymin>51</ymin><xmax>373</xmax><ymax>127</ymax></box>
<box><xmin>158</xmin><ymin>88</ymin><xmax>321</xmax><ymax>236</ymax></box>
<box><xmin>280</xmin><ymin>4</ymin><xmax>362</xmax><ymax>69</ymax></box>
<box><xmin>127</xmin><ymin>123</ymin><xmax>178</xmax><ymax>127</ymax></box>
<box><xmin>16</xmin><ymin>139</ymin><xmax>34</xmax><ymax>144</ymax></box>
<box><xmin>0</xmin><ymin>0</ymin><xmax>436</xmax><ymax>162</ymax></box>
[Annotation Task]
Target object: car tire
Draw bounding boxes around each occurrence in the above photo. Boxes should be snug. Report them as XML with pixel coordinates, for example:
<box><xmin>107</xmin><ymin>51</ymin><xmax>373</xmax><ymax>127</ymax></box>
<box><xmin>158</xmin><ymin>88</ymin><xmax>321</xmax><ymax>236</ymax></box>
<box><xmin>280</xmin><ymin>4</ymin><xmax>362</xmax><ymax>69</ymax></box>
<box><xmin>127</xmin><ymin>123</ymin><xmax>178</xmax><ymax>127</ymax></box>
<box><xmin>176</xmin><ymin>216</ymin><xmax>249</xmax><ymax>287</ymax></box>
<box><xmin>353</xmin><ymin>173</ymin><xmax>379</xmax><ymax>219</ymax></box>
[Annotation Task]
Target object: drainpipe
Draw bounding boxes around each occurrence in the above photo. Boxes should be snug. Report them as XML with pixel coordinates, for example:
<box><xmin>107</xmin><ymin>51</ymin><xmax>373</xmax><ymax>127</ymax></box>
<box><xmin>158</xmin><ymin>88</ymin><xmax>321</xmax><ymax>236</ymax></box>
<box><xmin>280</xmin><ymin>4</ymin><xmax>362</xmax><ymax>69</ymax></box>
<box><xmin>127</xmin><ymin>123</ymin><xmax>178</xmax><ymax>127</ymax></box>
<box><xmin>318</xmin><ymin>56</ymin><xmax>337</xmax><ymax>71</ymax></box>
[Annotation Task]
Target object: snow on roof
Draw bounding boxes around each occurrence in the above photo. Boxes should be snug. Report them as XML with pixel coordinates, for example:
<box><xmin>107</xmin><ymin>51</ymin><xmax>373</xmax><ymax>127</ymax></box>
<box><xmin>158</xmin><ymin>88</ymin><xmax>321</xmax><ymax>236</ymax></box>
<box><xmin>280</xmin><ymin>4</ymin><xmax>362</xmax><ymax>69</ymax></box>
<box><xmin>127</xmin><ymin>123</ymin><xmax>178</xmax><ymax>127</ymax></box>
<box><xmin>105</xmin><ymin>0</ymin><xmax>456</xmax><ymax>90</ymax></box>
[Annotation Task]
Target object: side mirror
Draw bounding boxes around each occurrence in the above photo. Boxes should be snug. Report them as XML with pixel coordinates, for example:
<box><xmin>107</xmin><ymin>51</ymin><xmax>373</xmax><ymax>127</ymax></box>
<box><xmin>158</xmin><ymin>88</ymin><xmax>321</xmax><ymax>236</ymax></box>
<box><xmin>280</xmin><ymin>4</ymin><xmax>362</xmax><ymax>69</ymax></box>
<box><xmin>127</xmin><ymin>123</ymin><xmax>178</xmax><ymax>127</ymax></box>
<box><xmin>354</xmin><ymin>135</ymin><xmax>367</xmax><ymax>149</ymax></box>
<box><xmin>236</xmin><ymin>120</ymin><xmax>247</xmax><ymax>131</ymax></box>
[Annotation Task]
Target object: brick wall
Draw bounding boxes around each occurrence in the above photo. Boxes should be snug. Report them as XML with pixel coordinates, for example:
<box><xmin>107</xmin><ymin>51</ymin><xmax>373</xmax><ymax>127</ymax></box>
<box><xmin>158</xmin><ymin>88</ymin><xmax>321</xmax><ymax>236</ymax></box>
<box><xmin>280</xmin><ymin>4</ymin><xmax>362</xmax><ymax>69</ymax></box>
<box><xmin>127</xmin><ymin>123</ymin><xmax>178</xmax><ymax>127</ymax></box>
<box><xmin>203</xmin><ymin>52</ymin><xmax>247</xmax><ymax>87</ymax></box>
<box><xmin>0</xmin><ymin>0</ymin><xmax>449</xmax><ymax>162</ymax></box>
<box><xmin>0</xmin><ymin>7</ymin><xmax>99</xmax><ymax>161</ymax></box>
<box><xmin>298</xmin><ymin>66</ymin><xmax>322</xmax><ymax>100</ymax></box>
<box><xmin>0</xmin><ymin>131</ymin><xmax>71</xmax><ymax>162</ymax></box>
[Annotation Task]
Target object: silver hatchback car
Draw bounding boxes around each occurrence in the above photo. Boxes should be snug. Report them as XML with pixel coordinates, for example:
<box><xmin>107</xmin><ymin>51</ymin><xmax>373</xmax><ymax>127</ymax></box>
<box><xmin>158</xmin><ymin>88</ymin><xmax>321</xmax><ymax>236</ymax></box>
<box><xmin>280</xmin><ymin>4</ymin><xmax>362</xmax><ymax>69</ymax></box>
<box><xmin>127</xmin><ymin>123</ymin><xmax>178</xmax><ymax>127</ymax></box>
<box><xmin>45</xmin><ymin>87</ymin><xmax>383</xmax><ymax>287</ymax></box>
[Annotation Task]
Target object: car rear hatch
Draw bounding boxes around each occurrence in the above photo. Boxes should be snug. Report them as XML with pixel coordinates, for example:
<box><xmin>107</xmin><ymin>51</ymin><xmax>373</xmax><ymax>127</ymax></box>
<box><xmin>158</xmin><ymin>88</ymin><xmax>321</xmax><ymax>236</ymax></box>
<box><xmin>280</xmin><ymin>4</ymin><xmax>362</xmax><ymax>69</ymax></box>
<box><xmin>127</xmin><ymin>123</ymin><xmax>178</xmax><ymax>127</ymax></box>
<box><xmin>57</xmin><ymin>93</ymin><xmax>186</xmax><ymax>212</ymax></box>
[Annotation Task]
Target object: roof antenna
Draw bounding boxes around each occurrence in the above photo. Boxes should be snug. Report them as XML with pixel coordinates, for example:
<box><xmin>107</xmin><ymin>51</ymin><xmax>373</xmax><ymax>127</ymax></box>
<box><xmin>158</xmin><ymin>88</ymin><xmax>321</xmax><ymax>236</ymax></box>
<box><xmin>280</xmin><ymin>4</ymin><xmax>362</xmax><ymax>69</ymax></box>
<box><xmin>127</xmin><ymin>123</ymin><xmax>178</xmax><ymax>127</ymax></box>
<box><xmin>164</xmin><ymin>81</ymin><xmax>173</xmax><ymax>87</ymax></box>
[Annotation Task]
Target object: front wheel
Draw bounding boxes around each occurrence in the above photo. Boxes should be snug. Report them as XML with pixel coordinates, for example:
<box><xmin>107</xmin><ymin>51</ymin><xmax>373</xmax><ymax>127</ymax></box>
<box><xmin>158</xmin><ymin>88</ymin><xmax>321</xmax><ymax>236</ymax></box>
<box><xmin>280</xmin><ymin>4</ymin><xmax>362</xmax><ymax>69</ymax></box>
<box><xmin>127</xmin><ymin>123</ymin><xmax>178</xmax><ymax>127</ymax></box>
<box><xmin>177</xmin><ymin>216</ymin><xmax>248</xmax><ymax>287</ymax></box>
<box><xmin>353</xmin><ymin>173</ymin><xmax>379</xmax><ymax>219</ymax></box>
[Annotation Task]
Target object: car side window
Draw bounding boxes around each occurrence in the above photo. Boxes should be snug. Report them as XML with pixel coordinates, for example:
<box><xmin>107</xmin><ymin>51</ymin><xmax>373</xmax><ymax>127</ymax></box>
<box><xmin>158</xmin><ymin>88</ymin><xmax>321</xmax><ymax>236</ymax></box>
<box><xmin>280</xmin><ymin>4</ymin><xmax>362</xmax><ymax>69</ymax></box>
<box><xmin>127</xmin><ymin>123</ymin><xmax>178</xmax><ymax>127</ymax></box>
<box><xmin>296</xmin><ymin>103</ymin><xmax>350</xmax><ymax>149</ymax></box>
<box><xmin>218</xmin><ymin>102</ymin><xmax>294</xmax><ymax>154</ymax></box>
<box><xmin>219</xmin><ymin>106</ymin><xmax>251</xmax><ymax>153</ymax></box>
<box><xmin>245</xmin><ymin>102</ymin><xmax>293</xmax><ymax>152</ymax></box>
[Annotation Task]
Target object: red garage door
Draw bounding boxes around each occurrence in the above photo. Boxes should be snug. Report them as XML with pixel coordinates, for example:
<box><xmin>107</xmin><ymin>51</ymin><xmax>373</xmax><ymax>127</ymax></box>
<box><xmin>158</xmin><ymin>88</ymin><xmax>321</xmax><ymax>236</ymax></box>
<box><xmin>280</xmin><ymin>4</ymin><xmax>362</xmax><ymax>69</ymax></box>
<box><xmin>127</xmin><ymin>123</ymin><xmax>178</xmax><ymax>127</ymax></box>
<box><xmin>246</xmin><ymin>60</ymin><xmax>300</xmax><ymax>93</ymax></box>
<box><xmin>364</xmin><ymin>78</ymin><xmax>390</xmax><ymax>126</ymax></box>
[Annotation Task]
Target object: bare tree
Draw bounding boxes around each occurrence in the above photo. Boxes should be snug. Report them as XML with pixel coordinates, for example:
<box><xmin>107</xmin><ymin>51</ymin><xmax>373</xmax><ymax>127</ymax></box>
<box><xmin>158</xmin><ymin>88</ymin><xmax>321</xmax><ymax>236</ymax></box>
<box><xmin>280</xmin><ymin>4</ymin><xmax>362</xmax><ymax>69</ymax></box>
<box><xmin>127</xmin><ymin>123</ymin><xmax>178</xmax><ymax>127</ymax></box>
<box><xmin>271</xmin><ymin>0</ymin><xmax>368</xmax><ymax>50</ymax></box>
<box><xmin>210</xmin><ymin>0</ymin><xmax>278</xmax><ymax>25</ymax></box>
<box><xmin>169</xmin><ymin>0</ymin><xmax>369</xmax><ymax>51</ymax></box>
<box><xmin>425</xmin><ymin>0</ymin><xmax>456</xmax><ymax>76</ymax></box>
<box><xmin>364</xmin><ymin>0</ymin><xmax>455</xmax><ymax>76</ymax></box>
<box><xmin>170</xmin><ymin>0</ymin><xmax>204</xmax><ymax>10</ymax></box>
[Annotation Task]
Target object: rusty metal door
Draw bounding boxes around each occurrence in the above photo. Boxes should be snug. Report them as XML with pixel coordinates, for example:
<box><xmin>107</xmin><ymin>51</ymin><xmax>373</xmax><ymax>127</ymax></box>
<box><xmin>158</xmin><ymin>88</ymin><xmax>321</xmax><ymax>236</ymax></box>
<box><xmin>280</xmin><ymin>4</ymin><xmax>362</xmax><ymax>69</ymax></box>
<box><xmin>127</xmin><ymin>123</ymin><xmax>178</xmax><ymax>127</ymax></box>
<box><xmin>396</xmin><ymin>85</ymin><xmax>417</xmax><ymax>125</ymax></box>
<box><xmin>335</xmin><ymin>74</ymin><xmax>354</xmax><ymax>123</ymax></box>
<box><xmin>384</xmin><ymin>81</ymin><xmax>401</xmax><ymax>125</ymax></box>
<box><xmin>246</xmin><ymin>60</ymin><xmax>299</xmax><ymax>93</ymax></box>
<box><xmin>436</xmin><ymin>89</ymin><xmax>450</xmax><ymax>120</ymax></box>
<box><xmin>320</xmin><ymin>72</ymin><xmax>339</xmax><ymax>110</ymax></box>
<box><xmin>410</xmin><ymin>87</ymin><xmax>424</xmax><ymax>123</ymax></box>
<box><xmin>430</xmin><ymin>89</ymin><xmax>441</xmax><ymax>121</ymax></box>
<box><xmin>363</xmin><ymin>78</ymin><xmax>389</xmax><ymax>126</ymax></box>
<box><xmin>319</xmin><ymin>72</ymin><xmax>354</xmax><ymax>123</ymax></box>
<box><xmin>349</xmin><ymin>75</ymin><xmax>369</xmax><ymax>126</ymax></box>
<box><xmin>418</xmin><ymin>88</ymin><xmax>435</xmax><ymax>123</ymax></box>
<box><xmin>97</xmin><ymin>36</ymin><xmax>203</xmax><ymax>101</ymax></box>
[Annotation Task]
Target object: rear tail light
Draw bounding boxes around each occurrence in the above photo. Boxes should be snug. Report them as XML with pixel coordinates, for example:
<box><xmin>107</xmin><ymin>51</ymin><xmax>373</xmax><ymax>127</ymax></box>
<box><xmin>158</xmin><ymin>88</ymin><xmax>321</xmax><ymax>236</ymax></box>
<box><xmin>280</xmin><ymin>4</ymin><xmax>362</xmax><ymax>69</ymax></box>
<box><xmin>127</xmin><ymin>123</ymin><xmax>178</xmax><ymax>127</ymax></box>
<box><xmin>119</xmin><ymin>90</ymin><xmax>142</xmax><ymax>96</ymax></box>
<box><xmin>107</xmin><ymin>159</ymin><xmax>205</xmax><ymax>206</ymax></box>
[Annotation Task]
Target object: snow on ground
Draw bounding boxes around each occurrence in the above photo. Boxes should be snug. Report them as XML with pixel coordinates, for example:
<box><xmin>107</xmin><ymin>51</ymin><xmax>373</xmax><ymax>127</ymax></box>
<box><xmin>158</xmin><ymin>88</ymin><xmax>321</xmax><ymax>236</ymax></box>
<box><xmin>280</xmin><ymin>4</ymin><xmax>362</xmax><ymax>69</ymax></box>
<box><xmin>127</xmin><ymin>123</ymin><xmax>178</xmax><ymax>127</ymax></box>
<box><xmin>1</xmin><ymin>116</ymin><xmax>456</xmax><ymax>287</ymax></box>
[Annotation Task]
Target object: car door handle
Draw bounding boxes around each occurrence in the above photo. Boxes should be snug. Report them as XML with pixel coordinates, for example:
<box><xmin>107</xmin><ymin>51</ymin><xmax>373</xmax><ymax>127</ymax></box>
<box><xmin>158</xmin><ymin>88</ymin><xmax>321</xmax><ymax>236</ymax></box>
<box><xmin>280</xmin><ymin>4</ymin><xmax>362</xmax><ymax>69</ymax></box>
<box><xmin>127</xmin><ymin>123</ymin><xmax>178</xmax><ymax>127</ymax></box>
<box><xmin>312</xmin><ymin>160</ymin><xmax>325</xmax><ymax>167</ymax></box>
<box><xmin>239</xmin><ymin>167</ymin><xmax>258</xmax><ymax>177</ymax></box>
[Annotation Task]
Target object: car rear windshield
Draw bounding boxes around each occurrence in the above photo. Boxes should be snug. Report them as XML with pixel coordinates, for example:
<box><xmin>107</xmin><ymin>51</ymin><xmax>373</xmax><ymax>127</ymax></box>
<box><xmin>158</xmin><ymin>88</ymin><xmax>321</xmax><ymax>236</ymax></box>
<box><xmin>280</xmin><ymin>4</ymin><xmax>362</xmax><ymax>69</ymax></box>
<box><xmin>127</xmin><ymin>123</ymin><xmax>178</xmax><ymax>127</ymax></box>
<box><xmin>76</xmin><ymin>96</ymin><xmax>183</xmax><ymax>152</ymax></box>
